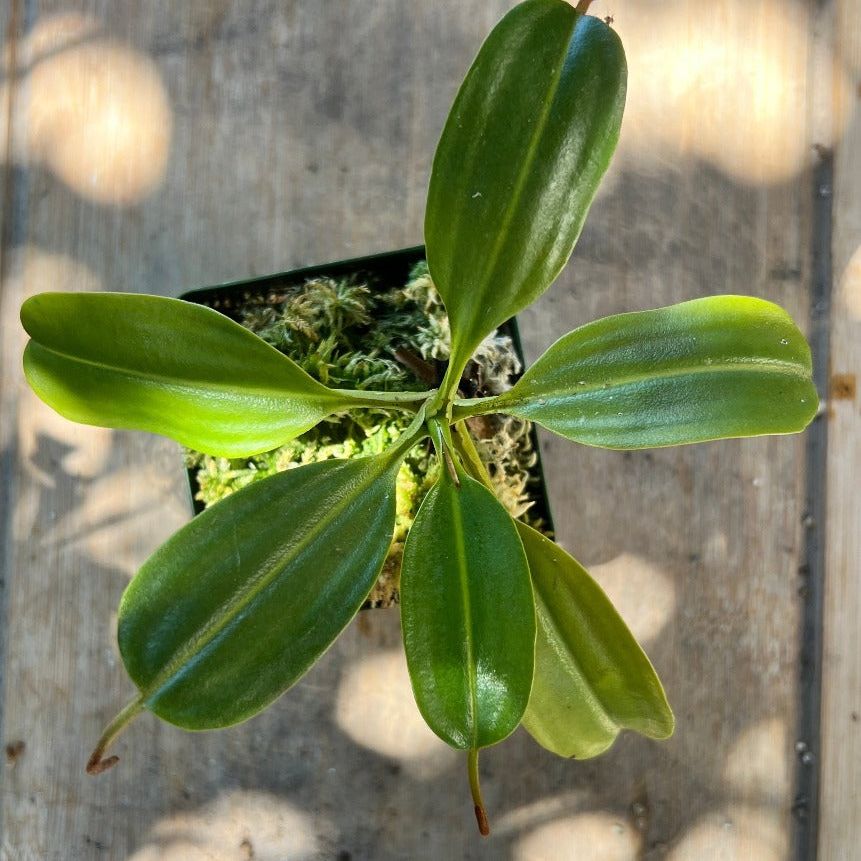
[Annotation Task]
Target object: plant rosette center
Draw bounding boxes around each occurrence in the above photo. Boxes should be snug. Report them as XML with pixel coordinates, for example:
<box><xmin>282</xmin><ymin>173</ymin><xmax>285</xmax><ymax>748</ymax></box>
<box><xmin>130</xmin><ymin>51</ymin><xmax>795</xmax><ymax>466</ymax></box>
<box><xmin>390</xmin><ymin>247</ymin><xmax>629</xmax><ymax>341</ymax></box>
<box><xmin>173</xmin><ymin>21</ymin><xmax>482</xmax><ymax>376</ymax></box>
<box><xmin>184</xmin><ymin>261</ymin><xmax>550</xmax><ymax>608</ymax></box>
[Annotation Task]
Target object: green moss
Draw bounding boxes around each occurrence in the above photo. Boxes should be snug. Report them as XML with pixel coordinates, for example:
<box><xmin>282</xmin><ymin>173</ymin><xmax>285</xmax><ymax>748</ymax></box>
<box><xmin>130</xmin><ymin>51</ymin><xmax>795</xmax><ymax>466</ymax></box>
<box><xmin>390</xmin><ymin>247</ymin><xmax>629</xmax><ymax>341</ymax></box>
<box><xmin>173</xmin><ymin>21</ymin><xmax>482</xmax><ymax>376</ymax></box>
<box><xmin>186</xmin><ymin>261</ymin><xmax>546</xmax><ymax>606</ymax></box>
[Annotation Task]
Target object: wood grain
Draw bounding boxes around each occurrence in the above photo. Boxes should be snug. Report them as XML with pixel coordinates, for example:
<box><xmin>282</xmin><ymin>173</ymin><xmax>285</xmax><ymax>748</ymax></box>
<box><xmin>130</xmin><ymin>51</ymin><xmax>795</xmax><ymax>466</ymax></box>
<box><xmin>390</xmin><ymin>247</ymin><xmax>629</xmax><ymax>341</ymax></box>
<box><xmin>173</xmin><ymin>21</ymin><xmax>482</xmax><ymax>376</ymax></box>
<box><xmin>820</xmin><ymin>1</ymin><xmax>861</xmax><ymax>858</ymax></box>
<box><xmin>0</xmin><ymin>1</ymin><xmax>854</xmax><ymax>859</ymax></box>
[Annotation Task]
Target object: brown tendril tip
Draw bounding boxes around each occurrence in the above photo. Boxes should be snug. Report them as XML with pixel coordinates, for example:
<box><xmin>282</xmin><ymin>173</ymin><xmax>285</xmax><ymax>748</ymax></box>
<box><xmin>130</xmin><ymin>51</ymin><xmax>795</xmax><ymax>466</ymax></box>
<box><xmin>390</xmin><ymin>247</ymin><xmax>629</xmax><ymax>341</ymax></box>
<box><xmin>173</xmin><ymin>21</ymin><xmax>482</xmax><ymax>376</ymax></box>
<box><xmin>474</xmin><ymin>804</ymin><xmax>490</xmax><ymax>837</ymax></box>
<box><xmin>84</xmin><ymin>695</ymin><xmax>143</xmax><ymax>775</ymax></box>
<box><xmin>86</xmin><ymin>750</ymin><xmax>120</xmax><ymax>775</ymax></box>
<box><xmin>467</xmin><ymin>748</ymin><xmax>490</xmax><ymax>836</ymax></box>
<box><xmin>393</xmin><ymin>346</ymin><xmax>440</xmax><ymax>387</ymax></box>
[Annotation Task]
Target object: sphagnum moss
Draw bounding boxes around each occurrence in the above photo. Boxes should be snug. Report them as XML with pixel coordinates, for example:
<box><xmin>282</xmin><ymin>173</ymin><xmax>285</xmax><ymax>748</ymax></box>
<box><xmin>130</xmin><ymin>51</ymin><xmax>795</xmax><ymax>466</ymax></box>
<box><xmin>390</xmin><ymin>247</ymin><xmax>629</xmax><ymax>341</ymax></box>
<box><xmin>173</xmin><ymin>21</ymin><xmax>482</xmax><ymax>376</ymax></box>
<box><xmin>185</xmin><ymin>262</ymin><xmax>547</xmax><ymax>607</ymax></box>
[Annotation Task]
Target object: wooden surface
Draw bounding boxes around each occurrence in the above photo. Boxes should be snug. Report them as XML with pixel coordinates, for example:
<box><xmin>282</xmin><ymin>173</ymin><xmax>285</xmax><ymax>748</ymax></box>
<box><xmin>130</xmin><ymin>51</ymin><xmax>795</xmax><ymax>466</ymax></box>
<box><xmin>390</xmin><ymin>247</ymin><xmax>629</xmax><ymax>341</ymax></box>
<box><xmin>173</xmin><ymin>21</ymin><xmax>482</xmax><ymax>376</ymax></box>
<box><xmin>820</xmin><ymin>0</ymin><xmax>861</xmax><ymax>859</ymax></box>
<box><xmin>0</xmin><ymin>2</ymin><xmax>857</xmax><ymax>859</ymax></box>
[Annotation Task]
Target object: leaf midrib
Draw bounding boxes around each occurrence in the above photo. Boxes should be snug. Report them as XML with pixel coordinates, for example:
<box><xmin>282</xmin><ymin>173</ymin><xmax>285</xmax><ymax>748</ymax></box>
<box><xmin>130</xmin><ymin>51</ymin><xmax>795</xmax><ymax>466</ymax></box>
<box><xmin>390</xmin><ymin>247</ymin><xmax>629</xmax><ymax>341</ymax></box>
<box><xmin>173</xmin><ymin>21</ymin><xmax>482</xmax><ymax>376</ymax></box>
<box><xmin>131</xmin><ymin>459</ymin><xmax>393</xmax><ymax>703</ymax></box>
<box><xmin>533</xmin><ymin>593</ymin><xmax>616</xmax><ymax>732</ymax></box>
<box><xmin>493</xmin><ymin>356</ymin><xmax>812</xmax><ymax>412</ymax></box>
<box><xmin>448</xmin><ymin>481</ymin><xmax>479</xmax><ymax>749</ymax></box>
<box><xmin>29</xmin><ymin>341</ymin><xmax>328</xmax><ymax>402</ymax></box>
<box><xmin>453</xmin><ymin>9</ymin><xmax>577</xmax><ymax>354</ymax></box>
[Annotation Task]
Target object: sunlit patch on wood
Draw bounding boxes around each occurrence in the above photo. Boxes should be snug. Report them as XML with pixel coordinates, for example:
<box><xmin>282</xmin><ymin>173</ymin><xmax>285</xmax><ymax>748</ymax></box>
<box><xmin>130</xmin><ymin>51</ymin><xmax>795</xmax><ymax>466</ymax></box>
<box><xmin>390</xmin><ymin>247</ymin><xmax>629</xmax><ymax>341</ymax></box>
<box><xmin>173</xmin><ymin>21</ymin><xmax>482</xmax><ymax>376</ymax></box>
<box><xmin>513</xmin><ymin>811</ymin><xmax>641</xmax><ymax>861</ymax></box>
<box><xmin>722</xmin><ymin>717</ymin><xmax>790</xmax><ymax>805</ymax></box>
<box><xmin>666</xmin><ymin>806</ymin><xmax>786</xmax><ymax>860</ymax></box>
<box><xmin>335</xmin><ymin>649</ymin><xmax>458</xmax><ymax>776</ymax></box>
<box><xmin>126</xmin><ymin>791</ymin><xmax>325</xmax><ymax>861</ymax></box>
<box><xmin>614</xmin><ymin>0</ymin><xmax>854</xmax><ymax>185</ymax></box>
<box><xmin>3</xmin><ymin>14</ymin><xmax>172</xmax><ymax>204</ymax></box>
<box><xmin>588</xmin><ymin>552</ymin><xmax>676</xmax><ymax>644</ymax></box>
<box><xmin>839</xmin><ymin>244</ymin><xmax>861</xmax><ymax>322</ymax></box>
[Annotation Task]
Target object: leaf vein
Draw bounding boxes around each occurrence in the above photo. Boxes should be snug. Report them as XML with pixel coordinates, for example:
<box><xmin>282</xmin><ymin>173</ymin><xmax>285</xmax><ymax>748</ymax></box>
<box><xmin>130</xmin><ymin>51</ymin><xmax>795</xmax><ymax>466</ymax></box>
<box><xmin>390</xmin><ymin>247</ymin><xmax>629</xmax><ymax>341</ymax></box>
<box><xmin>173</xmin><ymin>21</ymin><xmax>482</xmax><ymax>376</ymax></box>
<box><xmin>30</xmin><ymin>342</ymin><xmax>326</xmax><ymax>401</ymax></box>
<box><xmin>136</xmin><ymin>459</ymin><xmax>393</xmax><ymax>703</ymax></box>
<box><xmin>449</xmin><ymin>482</ymin><xmax>479</xmax><ymax>748</ymax></box>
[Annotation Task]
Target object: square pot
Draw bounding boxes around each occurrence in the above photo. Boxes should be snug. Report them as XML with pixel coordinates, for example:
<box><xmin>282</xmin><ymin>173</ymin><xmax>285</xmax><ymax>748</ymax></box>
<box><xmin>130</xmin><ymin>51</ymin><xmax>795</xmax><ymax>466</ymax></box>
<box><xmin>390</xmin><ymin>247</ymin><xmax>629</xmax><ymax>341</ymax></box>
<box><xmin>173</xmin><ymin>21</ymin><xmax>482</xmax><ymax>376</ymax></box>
<box><xmin>179</xmin><ymin>246</ymin><xmax>555</xmax><ymax>603</ymax></box>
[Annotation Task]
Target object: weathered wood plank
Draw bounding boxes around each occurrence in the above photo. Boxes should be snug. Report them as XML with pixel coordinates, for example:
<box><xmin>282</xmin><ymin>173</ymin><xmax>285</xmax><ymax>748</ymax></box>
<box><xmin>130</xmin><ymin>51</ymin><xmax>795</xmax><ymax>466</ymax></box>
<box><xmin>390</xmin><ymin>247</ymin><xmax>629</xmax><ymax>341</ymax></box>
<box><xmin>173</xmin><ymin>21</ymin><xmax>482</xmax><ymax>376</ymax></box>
<box><xmin>520</xmin><ymin>3</ymin><xmax>824</xmax><ymax>857</ymax></box>
<box><xmin>0</xmin><ymin>2</ymin><xmax>17</xmax><ymax>856</ymax></box>
<box><xmin>820</xmin><ymin>0</ymin><xmax>861</xmax><ymax>858</ymax></box>
<box><xmin>0</xmin><ymin>1</ymin><xmax>844</xmax><ymax>859</ymax></box>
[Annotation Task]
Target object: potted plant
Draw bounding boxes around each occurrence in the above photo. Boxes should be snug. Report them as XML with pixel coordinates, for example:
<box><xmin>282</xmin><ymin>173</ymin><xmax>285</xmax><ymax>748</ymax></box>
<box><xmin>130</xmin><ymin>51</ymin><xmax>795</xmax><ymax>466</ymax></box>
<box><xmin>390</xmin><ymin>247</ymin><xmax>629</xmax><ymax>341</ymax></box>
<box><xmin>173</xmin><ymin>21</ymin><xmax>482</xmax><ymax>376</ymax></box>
<box><xmin>19</xmin><ymin>0</ymin><xmax>817</xmax><ymax>836</ymax></box>
<box><xmin>180</xmin><ymin>248</ymin><xmax>555</xmax><ymax>609</ymax></box>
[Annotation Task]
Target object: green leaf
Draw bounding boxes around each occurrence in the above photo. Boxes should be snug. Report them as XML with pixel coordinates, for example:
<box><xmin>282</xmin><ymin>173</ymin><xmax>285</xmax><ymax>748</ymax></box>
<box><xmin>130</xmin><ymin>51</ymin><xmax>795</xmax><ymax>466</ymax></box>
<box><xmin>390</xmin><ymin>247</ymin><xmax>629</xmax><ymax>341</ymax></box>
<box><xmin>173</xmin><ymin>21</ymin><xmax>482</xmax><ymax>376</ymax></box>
<box><xmin>462</xmin><ymin>296</ymin><xmax>818</xmax><ymax>449</ymax></box>
<box><xmin>425</xmin><ymin>0</ymin><xmax>626</xmax><ymax>377</ymax></box>
<box><xmin>21</xmin><ymin>292</ymin><xmax>350</xmax><ymax>456</ymax></box>
<box><xmin>118</xmin><ymin>451</ymin><xmax>403</xmax><ymax>729</ymax></box>
<box><xmin>400</xmin><ymin>466</ymin><xmax>536</xmax><ymax>749</ymax></box>
<box><xmin>517</xmin><ymin>522</ymin><xmax>674</xmax><ymax>759</ymax></box>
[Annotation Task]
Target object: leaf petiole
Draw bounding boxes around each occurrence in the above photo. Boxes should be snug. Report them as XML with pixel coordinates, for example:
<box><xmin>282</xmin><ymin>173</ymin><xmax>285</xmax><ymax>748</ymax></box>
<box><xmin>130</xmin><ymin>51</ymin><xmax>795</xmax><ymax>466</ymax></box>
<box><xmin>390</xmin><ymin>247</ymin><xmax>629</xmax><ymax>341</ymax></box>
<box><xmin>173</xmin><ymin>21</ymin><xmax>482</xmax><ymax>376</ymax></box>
<box><xmin>449</xmin><ymin>397</ymin><xmax>497</xmax><ymax>423</ymax></box>
<box><xmin>427</xmin><ymin>342</ymin><xmax>474</xmax><ymax>417</ymax></box>
<box><xmin>427</xmin><ymin>417</ymin><xmax>461</xmax><ymax>486</ymax></box>
<box><xmin>468</xmin><ymin>748</ymin><xmax>490</xmax><ymax>836</ymax></box>
<box><xmin>329</xmin><ymin>387</ymin><xmax>433</xmax><ymax>411</ymax></box>
<box><xmin>86</xmin><ymin>694</ymin><xmax>144</xmax><ymax>775</ymax></box>
<box><xmin>451</xmin><ymin>421</ymin><xmax>495</xmax><ymax>493</ymax></box>
<box><xmin>385</xmin><ymin>402</ymin><xmax>430</xmax><ymax>462</ymax></box>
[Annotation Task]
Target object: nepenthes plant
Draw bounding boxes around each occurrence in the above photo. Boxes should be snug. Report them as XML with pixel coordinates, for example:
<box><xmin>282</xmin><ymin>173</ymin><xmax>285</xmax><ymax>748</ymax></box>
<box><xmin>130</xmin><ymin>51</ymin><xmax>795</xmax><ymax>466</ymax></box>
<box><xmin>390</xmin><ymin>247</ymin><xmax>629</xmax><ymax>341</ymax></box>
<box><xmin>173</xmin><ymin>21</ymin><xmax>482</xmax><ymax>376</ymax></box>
<box><xmin>19</xmin><ymin>0</ymin><xmax>817</xmax><ymax>835</ymax></box>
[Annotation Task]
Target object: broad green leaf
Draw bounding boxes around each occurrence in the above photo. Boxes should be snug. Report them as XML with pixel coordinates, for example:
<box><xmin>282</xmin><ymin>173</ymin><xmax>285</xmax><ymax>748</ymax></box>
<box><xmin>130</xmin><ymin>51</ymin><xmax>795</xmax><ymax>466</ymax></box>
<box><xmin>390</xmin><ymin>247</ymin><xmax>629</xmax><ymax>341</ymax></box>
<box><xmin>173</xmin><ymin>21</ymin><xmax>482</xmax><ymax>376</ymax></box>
<box><xmin>118</xmin><ymin>452</ymin><xmax>402</xmax><ymax>729</ymax></box>
<box><xmin>425</xmin><ymin>0</ymin><xmax>626</xmax><ymax>375</ymax></box>
<box><xmin>21</xmin><ymin>292</ymin><xmax>349</xmax><ymax>457</ymax></box>
<box><xmin>518</xmin><ymin>523</ymin><xmax>674</xmax><ymax>759</ymax></box>
<box><xmin>465</xmin><ymin>296</ymin><xmax>818</xmax><ymax>449</ymax></box>
<box><xmin>400</xmin><ymin>469</ymin><xmax>536</xmax><ymax>749</ymax></box>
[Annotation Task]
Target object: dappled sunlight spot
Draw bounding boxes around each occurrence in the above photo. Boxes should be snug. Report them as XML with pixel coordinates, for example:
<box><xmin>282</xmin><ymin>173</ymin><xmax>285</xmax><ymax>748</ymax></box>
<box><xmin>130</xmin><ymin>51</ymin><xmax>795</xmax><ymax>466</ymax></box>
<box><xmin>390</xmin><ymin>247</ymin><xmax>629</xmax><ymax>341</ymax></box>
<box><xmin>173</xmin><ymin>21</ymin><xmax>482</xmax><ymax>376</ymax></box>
<box><xmin>704</xmin><ymin>528</ymin><xmax>729</xmax><ymax>564</ymax></box>
<box><xmin>27</xmin><ymin>42</ymin><xmax>172</xmax><ymax>204</ymax></box>
<box><xmin>14</xmin><ymin>12</ymin><xmax>103</xmax><ymax>66</ymax></box>
<box><xmin>6</xmin><ymin>244</ymin><xmax>103</xmax><ymax>301</ymax></box>
<box><xmin>10</xmin><ymin>446</ymin><xmax>187</xmax><ymax>577</ymax></box>
<box><xmin>513</xmin><ymin>812</ymin><xmax>641</xmax><ymax>861</ymax></box>
<box><xmin>1</xmin><ymin>12</ymin><xmax>96</xmax><ymax>74</ymax></box>
<box><xmin>20</xmin><ymin>413</ymin><xmax>112</xmax><ymax>483</ymax></box>
<box><xmin>723</xmin><ymin>717</ymin><xmax>790</xmax><ymax>804</ymax></box>
<box><xmin>838</xmin><ymin>243</ymin><xmax>861</xmax><ymax>322</ymax></box>
<box><xmin>7</xmin><ymin>15</ymin><xmax>172</xmax><ymax>204</ymax></box>
<box><xmin>68</xmin><ymin>465</ymin><xmax>188</xmax><ymax>576</ymax></box>
<box><xmin>127</xmin><ymin>790</ymin><xmax>325</xmax><ymax>861</ymax></box>
<box><xmin>834</xmin><ymin>0</ymin><xmax>861</xmax><ymax>77</ymax></box>
<box><xmin>666</xmin><ymin>805</ymin><xmax>786</xmax><ymax>860</ymax></box>
<box><xmin>588</xmin><ymin>553</ymin><xmax>676</xmax><ymax>644</ymax></box>
<box><xmin>615</xmin><ymin>0</ymin><xmax>853</xmax><ymax>185</ymax></box>
<box><xmin>493</xmin><ymin>791</ymin><xmax>590</xmax><ymax>836</ymax></box>
<box><xmin>335</xmin><ymin>649</ymin><xmax>457</xmax><ymax>776</ymax></box>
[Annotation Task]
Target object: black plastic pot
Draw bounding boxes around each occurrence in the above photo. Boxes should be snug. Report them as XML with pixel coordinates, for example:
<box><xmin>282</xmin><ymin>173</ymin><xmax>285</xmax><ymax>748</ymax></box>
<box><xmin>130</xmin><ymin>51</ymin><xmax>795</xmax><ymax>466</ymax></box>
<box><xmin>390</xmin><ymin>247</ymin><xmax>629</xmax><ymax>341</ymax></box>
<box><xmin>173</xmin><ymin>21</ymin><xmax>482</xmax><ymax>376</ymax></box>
<box><xmin>179</xmin><ymin>246</ymin><xmax>555</xmax><ymax>532</ymax></box>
